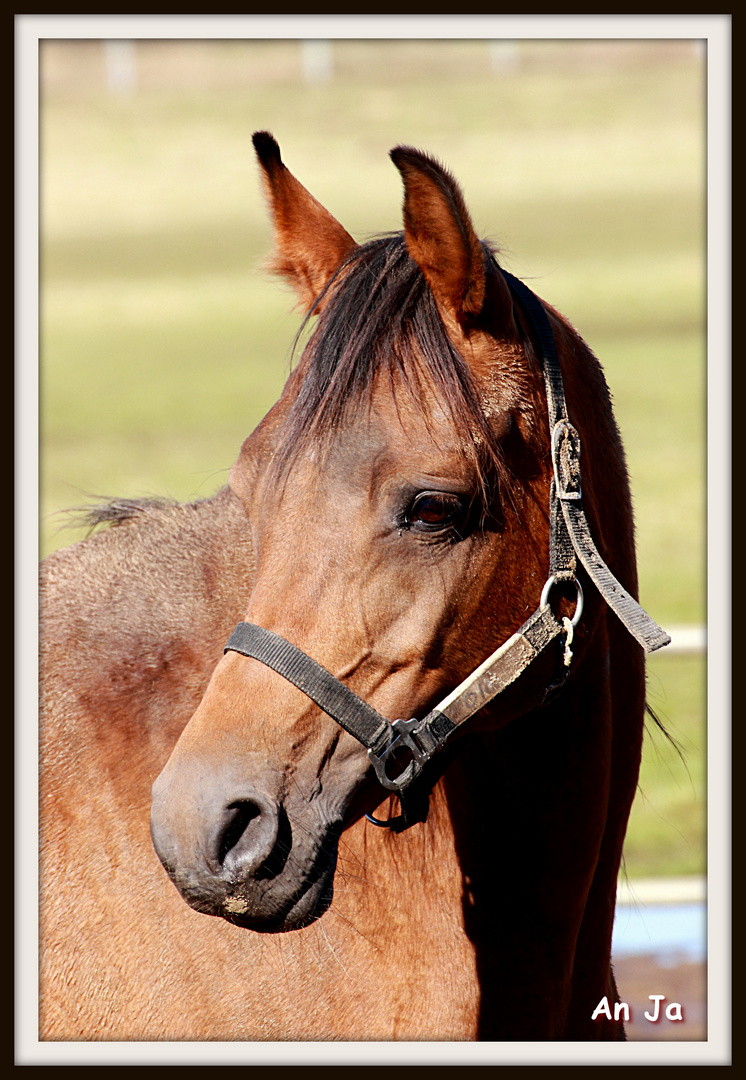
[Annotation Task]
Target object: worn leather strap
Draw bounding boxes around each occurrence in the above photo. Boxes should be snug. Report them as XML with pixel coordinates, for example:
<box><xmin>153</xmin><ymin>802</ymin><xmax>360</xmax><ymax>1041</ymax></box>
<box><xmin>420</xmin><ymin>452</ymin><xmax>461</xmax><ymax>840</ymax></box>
<box><xmin>559</xmin><ymin>500</ymin><xmax>671</xmax><ymax>652</ymax></box>
<box><xmin>366</xmin><ymin>604</ymin><xmax>566</xmax><ymax>801</ymax></box>
<box><xmin>504</xmin><ymin>270</ymin><xmax>670</xmax><ymax>654</ymax></box>
<box><xmin>432</xmin><ymin>604</ymin><xmax>564</xmax><ymax>728</ymax></box>
<box><xmin>224</xmin><ymin>622</ymin><xmax>392</xmax><ymax>755</ymax></box>
<box><xmin>501</xmin><ymin>270</ymin><xmax>568</xmax><ymax>427</ymax></box>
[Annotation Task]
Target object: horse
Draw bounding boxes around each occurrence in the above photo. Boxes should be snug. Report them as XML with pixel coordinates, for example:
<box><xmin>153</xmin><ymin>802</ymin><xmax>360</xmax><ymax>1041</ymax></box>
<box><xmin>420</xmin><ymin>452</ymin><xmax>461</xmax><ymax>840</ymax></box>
<box><xmin>39</xmin><ymin>132</ymin><xmax>668</xmax><ymax>1043</ymax></box>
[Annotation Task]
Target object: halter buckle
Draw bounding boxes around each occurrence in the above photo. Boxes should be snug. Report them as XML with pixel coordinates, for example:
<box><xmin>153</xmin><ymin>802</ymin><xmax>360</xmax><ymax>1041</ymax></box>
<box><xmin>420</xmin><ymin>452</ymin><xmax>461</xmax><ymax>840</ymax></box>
<box><xmin>551</xmin><ymin>419</ymin><xmax>582</xmax><ymax>501</ymax></box>
<box><xmin>367</xmin><ymin>717</ymin><xmax>432</xmax><ymax>792</ymax></box>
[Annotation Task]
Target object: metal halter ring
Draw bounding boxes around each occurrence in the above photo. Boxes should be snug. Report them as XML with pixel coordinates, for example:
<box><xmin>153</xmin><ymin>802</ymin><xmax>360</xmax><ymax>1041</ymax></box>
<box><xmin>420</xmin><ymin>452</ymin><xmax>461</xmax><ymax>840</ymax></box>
<box><xmin>540</xmin><ymin>573</ymin><xmax>584</xmax><ymax>628</ymax></box>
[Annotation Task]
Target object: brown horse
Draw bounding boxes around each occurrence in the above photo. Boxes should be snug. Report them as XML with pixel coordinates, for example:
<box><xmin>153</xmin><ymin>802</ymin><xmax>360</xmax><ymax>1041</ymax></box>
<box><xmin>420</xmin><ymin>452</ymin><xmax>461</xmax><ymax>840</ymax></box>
<box><xmin>40</xmin><ymin>133</ymin><xmax>667</xmax><ymax>1042</ymax></box>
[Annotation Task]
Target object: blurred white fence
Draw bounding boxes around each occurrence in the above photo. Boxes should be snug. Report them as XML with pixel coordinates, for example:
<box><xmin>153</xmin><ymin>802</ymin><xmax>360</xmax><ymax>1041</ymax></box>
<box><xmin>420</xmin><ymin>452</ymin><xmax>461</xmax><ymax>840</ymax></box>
<box><xmin>662</xmin><ymin>626</ymin><xmax>706</xmax><ymax>655</ymax></box>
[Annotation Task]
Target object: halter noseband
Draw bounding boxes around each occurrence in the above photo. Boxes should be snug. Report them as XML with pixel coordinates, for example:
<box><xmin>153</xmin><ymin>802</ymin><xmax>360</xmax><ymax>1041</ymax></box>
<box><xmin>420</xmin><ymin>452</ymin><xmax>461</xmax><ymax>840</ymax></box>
<box><xmin>224</xmin><ymin>269</ymin><xmax>670</xmax><ymax>831</ymax></box>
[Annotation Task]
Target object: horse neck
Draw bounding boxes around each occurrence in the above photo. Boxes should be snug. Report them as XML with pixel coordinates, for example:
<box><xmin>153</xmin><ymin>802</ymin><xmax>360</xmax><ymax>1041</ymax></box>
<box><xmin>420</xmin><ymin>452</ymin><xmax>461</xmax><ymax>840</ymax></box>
<box><xmin>435</xmin><ymin>623</ymin><xmax>634</xmax><ymax>1039</ymax></box>
<box><xmin>40</xmin><ymin>487</ymin><xmax>255</xmax><ymax>809</ymax></box>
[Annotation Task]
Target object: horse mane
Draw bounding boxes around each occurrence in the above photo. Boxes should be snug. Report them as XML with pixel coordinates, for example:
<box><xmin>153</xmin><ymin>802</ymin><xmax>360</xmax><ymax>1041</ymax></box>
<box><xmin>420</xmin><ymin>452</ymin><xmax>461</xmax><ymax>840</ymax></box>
<box><xmin>272</xmin><ymin>233</ymin><xmax>518</xmax><ymax>502</ymax></box>
<box><xmin>57</xmin><ymin>497</ymin><xmax>178</xmax><ymax>535</ymax></box>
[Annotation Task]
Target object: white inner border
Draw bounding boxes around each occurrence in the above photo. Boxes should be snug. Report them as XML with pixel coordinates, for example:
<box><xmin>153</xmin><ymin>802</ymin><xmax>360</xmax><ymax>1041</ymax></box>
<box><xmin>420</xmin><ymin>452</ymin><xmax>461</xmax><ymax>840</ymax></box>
<box><xmin>16</xmin><ymin>14</ymin><xmax>731</xmax><ymax>1067</ymax></box>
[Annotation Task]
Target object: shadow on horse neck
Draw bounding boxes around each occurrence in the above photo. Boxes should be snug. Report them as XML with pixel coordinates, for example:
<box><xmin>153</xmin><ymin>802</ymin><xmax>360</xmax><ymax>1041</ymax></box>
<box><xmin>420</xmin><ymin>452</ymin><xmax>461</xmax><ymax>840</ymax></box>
<box><xmin>40</xmin><ymin>134</ymin><xmax>648</xmax><ymax>1043</ymax></box>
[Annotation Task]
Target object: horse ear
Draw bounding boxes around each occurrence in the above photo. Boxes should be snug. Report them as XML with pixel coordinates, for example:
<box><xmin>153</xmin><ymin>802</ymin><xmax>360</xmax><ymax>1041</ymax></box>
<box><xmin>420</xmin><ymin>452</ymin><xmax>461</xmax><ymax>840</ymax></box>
<box><xmin>252</xmin><ymin>131</ymin><xmax>358</xmax><ymax>312</ymax></box>
<box><xmin>390</xmin><ymin>146</ymin><xmax>488</xmax><ymax>327</ymax></box>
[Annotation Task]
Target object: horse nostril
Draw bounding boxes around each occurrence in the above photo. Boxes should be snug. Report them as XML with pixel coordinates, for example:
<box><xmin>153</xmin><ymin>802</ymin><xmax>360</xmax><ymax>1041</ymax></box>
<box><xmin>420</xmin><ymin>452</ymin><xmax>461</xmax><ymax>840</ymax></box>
<box><xmin>218</xmin><ymin>801</ymin><xmax>262</xmax><ymax>865</ymax></box>
<box><xmin>215</xmin><ymin>796</ymin><xmax>279</xmax><ymax>878</ymax></box>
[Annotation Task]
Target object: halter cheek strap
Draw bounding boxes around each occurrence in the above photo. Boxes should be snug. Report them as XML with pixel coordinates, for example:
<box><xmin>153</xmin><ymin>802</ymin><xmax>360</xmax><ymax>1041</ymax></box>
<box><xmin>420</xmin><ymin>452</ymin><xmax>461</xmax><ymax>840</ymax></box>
<box><xmin>224</xmin><ymin>270</ymin><xmax>670</xmax><ymax>831</ymax></box>
<box><xmin>502</xmin><ymin>271</ymin><xmax>670</xmax><ymax>654</ymax></box>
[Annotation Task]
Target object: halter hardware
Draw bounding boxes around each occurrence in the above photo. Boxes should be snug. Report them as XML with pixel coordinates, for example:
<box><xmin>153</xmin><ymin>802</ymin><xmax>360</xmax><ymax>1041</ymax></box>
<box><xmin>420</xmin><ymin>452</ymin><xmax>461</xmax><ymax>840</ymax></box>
<box><xmin>368</xmin><ymin>717</ymin><xmax>438</xmax><ymax>791</ymax></box>
<box><xmin>224</xmin><ymin>268</ymin><xmax>670</xmax><ymax>832</ymax></box>
<box><xmin>540</xmin><ymin>573</ymin><xmax>584</xmax><ymax>628</ymax></box>
<box><xmin>551</xmin><ymin>420</ymin><xmax>583</xmax><ymax>501</ymax></box>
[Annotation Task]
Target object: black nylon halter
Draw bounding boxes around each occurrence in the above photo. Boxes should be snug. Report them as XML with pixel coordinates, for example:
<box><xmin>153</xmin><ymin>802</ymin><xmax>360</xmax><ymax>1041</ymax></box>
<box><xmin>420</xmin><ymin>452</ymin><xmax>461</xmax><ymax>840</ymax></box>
<box><xmin>224</xmin><ymin>269</ymin><xmax>670</xmax><ymax>831</ymax></box>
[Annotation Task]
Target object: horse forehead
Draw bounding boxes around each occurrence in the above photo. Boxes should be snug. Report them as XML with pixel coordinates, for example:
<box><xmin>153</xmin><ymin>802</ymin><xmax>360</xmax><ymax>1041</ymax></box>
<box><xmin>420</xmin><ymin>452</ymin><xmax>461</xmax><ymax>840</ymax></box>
<box><xmin>291</xmin><ymin>400</ymin><xmax>472</xmax><ymax>498</ymax></box>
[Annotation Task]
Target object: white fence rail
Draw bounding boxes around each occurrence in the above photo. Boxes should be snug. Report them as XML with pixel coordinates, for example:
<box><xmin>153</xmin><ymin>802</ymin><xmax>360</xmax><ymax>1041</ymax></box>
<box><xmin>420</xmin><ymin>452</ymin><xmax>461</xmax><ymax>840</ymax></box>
<box><xmin>660</xmin><ymin>626</ymin><xmax>706</xmax><ymax>655</ymax></box>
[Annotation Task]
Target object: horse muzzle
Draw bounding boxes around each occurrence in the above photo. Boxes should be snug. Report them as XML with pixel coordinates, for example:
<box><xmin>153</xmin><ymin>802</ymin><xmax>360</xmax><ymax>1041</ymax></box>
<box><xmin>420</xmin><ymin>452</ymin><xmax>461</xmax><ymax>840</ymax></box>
<box><xmin>149</xmin><ymin>753</ymin><xmax>339</xmax><ymax>932</ymax></box>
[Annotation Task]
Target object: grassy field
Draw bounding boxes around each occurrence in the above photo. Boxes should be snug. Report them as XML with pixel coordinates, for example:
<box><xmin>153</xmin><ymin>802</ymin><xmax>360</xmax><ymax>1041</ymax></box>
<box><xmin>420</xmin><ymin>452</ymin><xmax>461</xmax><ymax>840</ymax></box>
<box><xmin>38</xmin><ymin>38</ymin><xmax>706</xmax><ymax>879</ymax></box>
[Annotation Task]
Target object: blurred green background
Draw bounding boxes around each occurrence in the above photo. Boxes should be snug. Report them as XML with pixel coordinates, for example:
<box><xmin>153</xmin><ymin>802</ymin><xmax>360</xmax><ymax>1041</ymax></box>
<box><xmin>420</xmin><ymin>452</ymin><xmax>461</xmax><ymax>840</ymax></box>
<box><xmin>39</xmin><ymin>38</ymin><xmax>706</xmax><ymax>879</ymax></box>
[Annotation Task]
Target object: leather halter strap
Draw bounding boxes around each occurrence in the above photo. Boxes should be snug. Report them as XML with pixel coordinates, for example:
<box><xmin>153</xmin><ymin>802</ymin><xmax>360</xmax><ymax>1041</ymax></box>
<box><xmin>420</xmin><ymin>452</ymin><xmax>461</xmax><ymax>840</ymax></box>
<box><xmin>502</xmin><ymin>270</ymin><xmax>670</xmax><ymax>653</ymax></box>
<box><xmin>224</xmin><ymin>621</ymin><xmax>395</xmax><ymax>757</ymax></box>
<box><xmin>224</xmin><ymin>269</ymin><xmax>670</xmax><ymax>830</ymax></box>
<box><xmin>225</xmin><ymin>601</ymin><xmax>567</xmax><ymax>804</ymax></box>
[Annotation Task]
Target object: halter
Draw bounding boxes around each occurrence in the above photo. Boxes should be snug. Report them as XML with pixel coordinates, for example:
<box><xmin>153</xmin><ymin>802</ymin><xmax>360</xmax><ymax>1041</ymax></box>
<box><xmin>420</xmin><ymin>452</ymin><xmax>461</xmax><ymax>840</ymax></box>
<box><xmin>224</xmin><ymin>270</ymin><xmax>670</xmax><ymax>830</ymax></box>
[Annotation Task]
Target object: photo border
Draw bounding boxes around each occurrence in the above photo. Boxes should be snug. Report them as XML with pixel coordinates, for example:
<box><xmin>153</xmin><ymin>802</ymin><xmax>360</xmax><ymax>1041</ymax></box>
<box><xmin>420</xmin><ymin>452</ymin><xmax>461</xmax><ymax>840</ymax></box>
<box><xmin>16</xmin><ymin>13</ymin><xmax>731</xmax><ymax>1067</ymax></box>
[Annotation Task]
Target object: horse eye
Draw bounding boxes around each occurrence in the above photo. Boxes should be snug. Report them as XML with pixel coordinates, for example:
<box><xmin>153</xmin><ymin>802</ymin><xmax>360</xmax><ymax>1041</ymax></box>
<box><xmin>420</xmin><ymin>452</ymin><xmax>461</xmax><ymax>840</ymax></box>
<box><xmin>408</xmin><ymin>492</ymin><xmax>466</xmax><ymax>533</ymax></box>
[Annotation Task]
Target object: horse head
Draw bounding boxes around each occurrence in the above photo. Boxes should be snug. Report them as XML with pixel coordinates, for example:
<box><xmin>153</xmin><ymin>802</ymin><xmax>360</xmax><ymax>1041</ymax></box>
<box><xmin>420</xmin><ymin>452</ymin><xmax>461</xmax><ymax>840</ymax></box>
<box><xmin>150</xmin><ymin>133</ymin><xmax>612</xmax><ymax>932</ymax></box>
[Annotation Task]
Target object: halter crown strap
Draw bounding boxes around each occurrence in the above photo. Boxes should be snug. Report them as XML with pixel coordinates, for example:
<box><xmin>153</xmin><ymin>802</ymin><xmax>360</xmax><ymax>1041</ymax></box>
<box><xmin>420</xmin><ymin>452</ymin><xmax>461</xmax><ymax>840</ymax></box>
<box><xmin>502</xmin><ymin>270</ymin><xmax>670</xmax><ymax>654</ymax></box>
